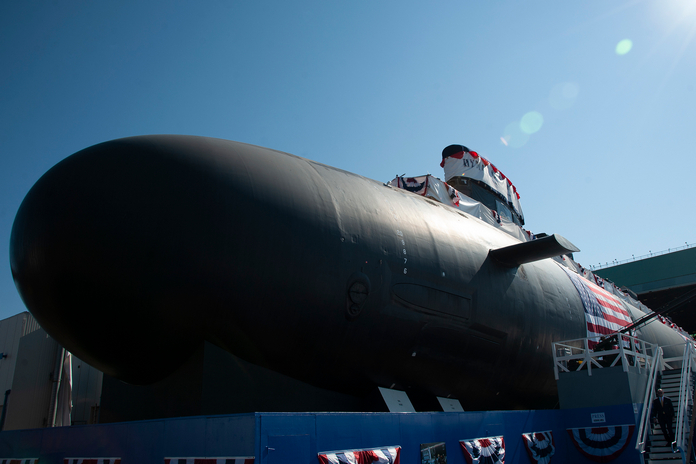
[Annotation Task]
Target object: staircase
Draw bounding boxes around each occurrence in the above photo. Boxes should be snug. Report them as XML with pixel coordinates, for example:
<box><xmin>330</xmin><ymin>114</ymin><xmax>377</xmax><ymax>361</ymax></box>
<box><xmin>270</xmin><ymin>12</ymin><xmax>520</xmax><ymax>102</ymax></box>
<box><xmin>645</xmin><ymin>369</ymin><xmax>684</xmax><ymax>463</ymax></box>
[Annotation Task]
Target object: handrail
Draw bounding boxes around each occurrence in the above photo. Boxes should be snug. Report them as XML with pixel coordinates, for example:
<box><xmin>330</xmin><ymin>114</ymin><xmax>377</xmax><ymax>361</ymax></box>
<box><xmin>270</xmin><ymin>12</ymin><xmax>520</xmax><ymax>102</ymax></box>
<box><xmin>589</xmin><ymin>242</ymin><xmax>695</xmax><ymax>271</ymax></box>
<box><xmin>636</xmin><ymin>346</ymin><xmax>663</xmax><ymax>454</ymax></box>
<box><xmin>674</xmin><ymin>342</ymin><xmax>695</xmax><ymax>460</ymax></box>
<box><xmin>552</xmin><ymin>335</ymin><xmax>657</xmax><ymax>380</ymax></box>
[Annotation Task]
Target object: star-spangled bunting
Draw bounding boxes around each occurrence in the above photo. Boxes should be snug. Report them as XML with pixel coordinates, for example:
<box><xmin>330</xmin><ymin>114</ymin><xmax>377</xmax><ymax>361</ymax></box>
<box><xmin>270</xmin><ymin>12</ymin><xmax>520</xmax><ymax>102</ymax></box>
<box><xmin>459</xmin><ymin>436</ymin><xmax>505</xmax><ymax>464</ymax></box>
<box><xmin>567</xmin><ymin>425</ymin><xmax>634</xmax><ymax>463</ymax></box>
<box><xmin>0</xmin><ymin>460</ymin><xmax>39</xmax><ymax>464</ymax></box>
<box><xmin>317</xmin><ymin>445</ymin><xmax>400</xmax><ymax>464</ymax></box>
<box><xmin>164</xmin><ymin>459</ymin><xmax>254</xmax><ymax>464</ymax></box>
<box><xmin>561</xmin><ymin>268</ymin><xmax>632</xmax><ymax>348</ymax></box>
<box><xmin>521</xmin><ymin>431</ymin><xmax>555</xmax><ymax>464</ymax></box>
<box><xmin>397</xmin><ymin>177</ymin><xmax>428</xmax><ymax>196</ymax></box>
<box><xmin>64</xmin><ymin>460</ymin><xmax>121</xmax><ymax>464</ymax></box>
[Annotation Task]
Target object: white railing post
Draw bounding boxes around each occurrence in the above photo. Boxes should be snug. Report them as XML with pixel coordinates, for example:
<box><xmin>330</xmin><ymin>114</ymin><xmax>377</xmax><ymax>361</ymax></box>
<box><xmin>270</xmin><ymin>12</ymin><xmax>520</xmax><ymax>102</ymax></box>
<box><xmin>584</xmin><ymin>338</ymin><xmax>592</xmax><ymax>376</ymax></box>
<box><xmin>635</xmin><ymin>346</ymin><xmax>663</xmax><ymax>454</ymax></box>
<box><xmin>675</xmin><ymin>342</ymin><xmax>694</xmax><ymax>455</ymax></box>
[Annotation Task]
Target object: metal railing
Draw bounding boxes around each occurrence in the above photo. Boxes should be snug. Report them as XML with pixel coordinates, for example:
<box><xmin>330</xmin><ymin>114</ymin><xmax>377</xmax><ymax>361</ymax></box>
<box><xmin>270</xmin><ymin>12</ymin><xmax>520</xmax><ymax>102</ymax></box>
<box><xmin>552</xmin><ymin>335</ymin><xmax>658</xmax><ymax>380</ymax></box>
<box><xmin>636</xmin><ymin>346</ymin><xmax>663</xmax><ymax>454</ymax></box>
<box><xmin>633</xmin><ymin>341</ymin><xmax>696</xmax><ymax>461</ymax></box>
<box><xmin>675</xmin><ymin>342</ymin><xmax>696</xmax><ymax>461</ymax></box>
<box><xmin>590</xmin><ymin>242</ymin><xmax>695</xmax><ymax>271</ymax></box>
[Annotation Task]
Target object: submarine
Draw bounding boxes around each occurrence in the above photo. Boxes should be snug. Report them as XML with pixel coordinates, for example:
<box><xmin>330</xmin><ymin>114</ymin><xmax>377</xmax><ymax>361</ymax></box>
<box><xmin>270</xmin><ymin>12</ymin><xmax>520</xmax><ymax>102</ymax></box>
<box><xmin>9</xmin><ymin>135</ymin><xmax>689</xmax><ymax>410</ymax></box>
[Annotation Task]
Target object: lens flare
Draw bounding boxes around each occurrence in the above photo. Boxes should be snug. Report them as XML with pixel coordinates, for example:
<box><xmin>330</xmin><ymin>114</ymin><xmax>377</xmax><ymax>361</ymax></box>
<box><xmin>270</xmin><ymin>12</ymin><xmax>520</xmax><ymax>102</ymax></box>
<box><xmin>520</xmin><ymin>111</ymin><xmax>544</xmax><ymax>134</ymax></box>
<box><xmin>616</xmin><ymin>39</ymin><xmax>633</xmax><ymax>55</ymax></box>
<box><xmin>502</xmin><ymin>122</ymin><xmax>530</xmax><ymax>148</ymax></box>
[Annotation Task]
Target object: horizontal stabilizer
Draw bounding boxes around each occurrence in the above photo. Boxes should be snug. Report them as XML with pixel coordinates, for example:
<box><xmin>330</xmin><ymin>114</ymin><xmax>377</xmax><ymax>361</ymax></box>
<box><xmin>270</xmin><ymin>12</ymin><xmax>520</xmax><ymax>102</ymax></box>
<box><xmin>489</xmin><ymin>234</ymin><xmax>580</xmax><ymax>267</ymax></box>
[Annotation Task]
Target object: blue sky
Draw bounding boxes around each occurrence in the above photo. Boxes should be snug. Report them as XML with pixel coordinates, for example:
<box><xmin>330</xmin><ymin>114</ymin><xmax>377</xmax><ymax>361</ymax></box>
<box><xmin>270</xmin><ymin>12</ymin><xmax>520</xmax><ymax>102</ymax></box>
<box><xmin>1</xmin><ymin>1</ymin><xmax>695</xmax><ymax>321</ymax></box>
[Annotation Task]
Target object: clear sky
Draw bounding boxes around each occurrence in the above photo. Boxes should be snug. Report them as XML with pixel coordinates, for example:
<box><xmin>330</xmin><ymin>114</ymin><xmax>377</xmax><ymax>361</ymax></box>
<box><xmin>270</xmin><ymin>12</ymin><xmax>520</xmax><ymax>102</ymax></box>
<box><xmin>1</xmin><ymin>1</ymin><xmax>695</xmax><ymax>321</ymax></box>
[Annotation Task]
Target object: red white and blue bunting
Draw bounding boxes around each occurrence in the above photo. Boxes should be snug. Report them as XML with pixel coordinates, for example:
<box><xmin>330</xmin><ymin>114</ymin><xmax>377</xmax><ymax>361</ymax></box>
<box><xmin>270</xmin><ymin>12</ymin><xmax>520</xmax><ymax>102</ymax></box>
<box><xmin>317</xmin><ymin>446</ymin><xmax>401</xmax><ymax>464</ymax></box>
<box><xmin>459</xmin><ymin>436</ymin><xmax>505</xmax><ymax>464</ymax></box>
<box><xmin>521</xmin><ymin>431</ymin><xmax>555</xmax><ymax>464</ymax></box>
<box><xmin>0</xmin><ymin>460</ymin><xmax>39</xmax><ymax>464</ymax></box>
<box><xmin>64</xmin><ymin>460</ymin><xmax>121</xmax><ymax>464</ymax></box>
<box><xmin>440</xmin><ymin>147</ymin><xmax>523</xmax><ymax>219</ymax></box>
<box><xmin>567</xmin><ymin>425</ymin><xmax>634</xmax><ymax>463</ymax></box>
<box><xmin>394</xmin><ymin>177</ymin><xmax>428</xmax><ymax>196</ymax></box>
<box><xmin>165</xmin><ymin>459</ymin><xmax>254</xmax><ymax>464</ymax></box>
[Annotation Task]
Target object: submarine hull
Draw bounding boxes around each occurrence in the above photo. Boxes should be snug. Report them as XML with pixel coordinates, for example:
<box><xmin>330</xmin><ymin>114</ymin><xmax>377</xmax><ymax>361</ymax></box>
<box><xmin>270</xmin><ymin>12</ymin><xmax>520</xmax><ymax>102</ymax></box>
<box><xmin>9</xmin><ymin>135</ymin><xmax>686</xmax><ymax>409</ymax></box>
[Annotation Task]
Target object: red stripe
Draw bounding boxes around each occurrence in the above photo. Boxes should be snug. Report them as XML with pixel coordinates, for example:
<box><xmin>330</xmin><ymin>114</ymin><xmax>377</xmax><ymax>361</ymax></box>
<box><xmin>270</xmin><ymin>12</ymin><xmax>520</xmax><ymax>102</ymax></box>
<box><xmin>593</xmin><ymin>297</ymin><xmax>631</xmax><ymax>319</ymax></box>
<box><xmin>586</xmin><ymin>317</ymin><xmax>628</xmax><ymax>330</ymax></box>
<box><xmin>587</xmin><ymin>287</ymin><xmax>631</xmax><ymax>318</ymax></box>
<box><xmin>588</xmin><ymin>286</ymin><xmax>620</xmax><ymax>303</ymax></box>
<box><xmin>587</xmin><ymin>323</ymin><xmax>614</xmax><ymax>336</ymax></box>
<box><xmin>441</xmin><ymin>151</ymin><xmax>466</xmax><ymax>168</ymax></box>
<box><xmin>600</xmin><ymin>312</ymin><xmax>631</xmax><ymax>326</ymax></box>
<box><xmin>587</xmin><ymin>284</ymin><xmax>621</xmax><ymax>302</ymax></box>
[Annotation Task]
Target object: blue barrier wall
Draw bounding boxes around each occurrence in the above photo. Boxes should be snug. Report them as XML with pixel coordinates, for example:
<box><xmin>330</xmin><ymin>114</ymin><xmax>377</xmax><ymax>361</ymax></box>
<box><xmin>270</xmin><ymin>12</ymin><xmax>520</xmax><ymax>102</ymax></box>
<box><xmin>0</xmin><ymin>414</ymin><xmax>255</xmax><ymax>463</ymax></box>
<box><xmin>258</xmin><ymin>405</ymin><xmax>639</xmax><ymax>463</ymax></box>
<box><xmin>0</xmin><ymin>404</ymin><xmax>640</xmax><ymax>463</ymax></box>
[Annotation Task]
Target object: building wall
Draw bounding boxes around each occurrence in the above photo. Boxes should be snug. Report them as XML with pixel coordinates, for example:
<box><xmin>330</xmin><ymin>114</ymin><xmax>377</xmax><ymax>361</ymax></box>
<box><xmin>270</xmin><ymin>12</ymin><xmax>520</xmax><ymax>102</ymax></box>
<box><xmin>597</xmin><ymin>247</ymin><xmax>696</xmax><ymax>294</ymax></box>
<box><xmin>3</xmin><ymin>328</ymin><xmax>61</xmax><ymax>430</ymax></box>
<box><xmin>0</xmin><ymin>312</ymin><xmax>40</xmax><ymax>423</ymax></box>
<box><xmin>0</xmin><ymin>312</ymin><xmax>105</xmax><ymax>429</ymax></box>
<box><xmin>71</xmin><ymin>355</ymin><xmax>103</xmax><ymax>425</ymax></box>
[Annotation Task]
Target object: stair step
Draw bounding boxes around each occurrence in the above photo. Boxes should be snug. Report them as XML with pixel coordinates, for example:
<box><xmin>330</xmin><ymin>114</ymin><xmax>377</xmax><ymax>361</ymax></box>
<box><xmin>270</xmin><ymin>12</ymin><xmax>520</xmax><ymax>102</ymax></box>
<box><xmin>661</xmin><ymin>379</ymin><xmax>682</xmax><ymax>384</ymax></box>
<box><xmin>661</xmin><ymin>376</ymin><xmax>681</xmax><ymax>382</ymax></box>
<box><xmin>648</xmin><ymin>445</ymin><xmax>676</xmax><ymax>451</ymax></box>
<box><xmin>661</xmin><ymin>380</ymin><xmax>682</xmax><ymax>385</ymax></box>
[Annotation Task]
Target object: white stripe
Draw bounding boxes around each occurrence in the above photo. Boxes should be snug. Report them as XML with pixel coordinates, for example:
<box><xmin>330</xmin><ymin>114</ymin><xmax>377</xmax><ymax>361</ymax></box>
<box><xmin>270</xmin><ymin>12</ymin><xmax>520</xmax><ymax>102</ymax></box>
<box><xmin>372</xmin><ymin>449</ymin><xmax>396</xmax><ymax>463</ymax></box>
<box><xmin>320</xmin><ymin>454</ymin><xmax>340</xmax><ymax>464</ymax></box>
<box><xmin>319</xmin><ymin>446</ymin><xmax>400</xmax><ymax>464</ymax></box>
<box><xmin>587</xmin><ymin>287</ymin><xmax>631</xmax><ymax>317</ymax></box>
<box><xmin>592</xmin><ymin>298</ymin><xmax>632</xmax><ymax>322</ymax></box>
<box><xmin>586</xmin><ymin>314</ymin><xmax>627</xmax><ymax>332</ymax></box>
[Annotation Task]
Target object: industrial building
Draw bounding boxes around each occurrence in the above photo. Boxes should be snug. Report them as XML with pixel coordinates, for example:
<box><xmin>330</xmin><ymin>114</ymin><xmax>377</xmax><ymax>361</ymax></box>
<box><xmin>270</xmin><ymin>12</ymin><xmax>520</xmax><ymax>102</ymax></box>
<box><xmin>595</xmin><ymin>245</ymin><xmax>696</xmax><ymax>334</ymax></box>
<box><xmin>0</xmin><ymin>312</ymin><xmax>101</xmax><ymax>431</ymax></box>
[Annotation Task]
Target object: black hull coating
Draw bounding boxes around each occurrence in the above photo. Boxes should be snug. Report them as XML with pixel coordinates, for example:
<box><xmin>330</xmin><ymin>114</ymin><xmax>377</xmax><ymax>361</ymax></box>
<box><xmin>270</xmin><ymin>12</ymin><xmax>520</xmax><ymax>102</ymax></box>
<box><xmin>9</xmin><ymin>135</ymin><xmax>686</xmax><ymax>409</ymax></box>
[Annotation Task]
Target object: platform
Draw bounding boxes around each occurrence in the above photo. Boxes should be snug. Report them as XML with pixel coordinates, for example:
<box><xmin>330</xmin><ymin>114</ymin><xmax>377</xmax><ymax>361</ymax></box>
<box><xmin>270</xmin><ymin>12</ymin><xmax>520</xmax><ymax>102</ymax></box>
<box><xmin>0</xmin><ymin>405</ymin><xmax>641</xmax><ymax>464</ymax></box>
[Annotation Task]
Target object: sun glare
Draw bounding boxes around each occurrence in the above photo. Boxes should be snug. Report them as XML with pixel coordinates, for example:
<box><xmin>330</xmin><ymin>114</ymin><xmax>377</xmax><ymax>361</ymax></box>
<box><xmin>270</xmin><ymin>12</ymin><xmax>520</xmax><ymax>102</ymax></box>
<box><xmin>651</xmin><ymin>0</ymin><xmax>696</xmax><ymax>28</ymax></box>
<box><xmin>647</xmin><ymin>0</ymin><xmax>696</xmax><ymax>91</ymax></box>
